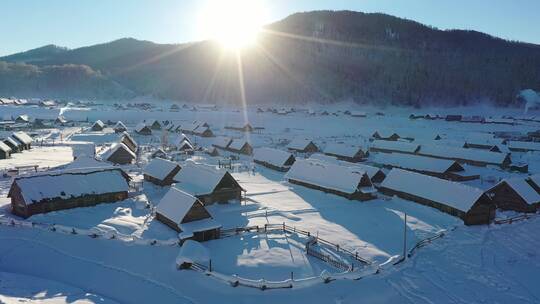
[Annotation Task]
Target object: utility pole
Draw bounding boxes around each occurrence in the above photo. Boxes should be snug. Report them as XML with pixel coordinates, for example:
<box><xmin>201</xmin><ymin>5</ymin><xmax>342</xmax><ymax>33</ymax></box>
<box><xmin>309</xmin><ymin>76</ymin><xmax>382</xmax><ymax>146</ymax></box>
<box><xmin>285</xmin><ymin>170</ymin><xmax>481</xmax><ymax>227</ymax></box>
<box><xmin>403</xmin><ymin>213</ymin><xmax>407</xmax><ymax>259</ymax></box>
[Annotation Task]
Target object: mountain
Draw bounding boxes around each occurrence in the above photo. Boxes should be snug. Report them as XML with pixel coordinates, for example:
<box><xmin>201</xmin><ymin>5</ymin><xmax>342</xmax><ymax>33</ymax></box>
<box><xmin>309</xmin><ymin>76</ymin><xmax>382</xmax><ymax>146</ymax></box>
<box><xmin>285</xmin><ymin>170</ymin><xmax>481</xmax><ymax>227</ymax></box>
<box><xmin>2</xmin><ymin>44</ymin><xmax>69</xmax><ymax>63</ymax></box>
<box><xmin>2</xmin><ymin>11</ymin><xmax>540</xmax><ymax>106</ymax></box>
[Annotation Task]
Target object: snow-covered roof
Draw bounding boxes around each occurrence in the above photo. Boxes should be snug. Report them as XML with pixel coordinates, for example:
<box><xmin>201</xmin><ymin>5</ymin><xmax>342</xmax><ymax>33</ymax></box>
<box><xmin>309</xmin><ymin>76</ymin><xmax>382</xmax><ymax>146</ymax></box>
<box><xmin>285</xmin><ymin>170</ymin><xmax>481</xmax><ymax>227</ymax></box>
<box><xmin>324</xmin><ymin>143</ymin><xmax>365</xmax><ymax>158</ymax></box>
<box><xmin>156</xmin><ymin>188</ymin><xmax>202</xmax><ymax>225</ymax></box>
<box><xmin>498</xmin><ymin>178</ymin><xmax>540</xmax><ymax>204</ymax></box>
<box><xmin>287</xmin><ymin>138</ymin><xmax>316</xmax><ymax>151</ymax></box>
<box><xmin>371</xmin><ymin>153</ymin><xmax>462</xmax><ymax>174</ymax></box>
<box><xmin>226</xmin><ymin>122</ymin><xmax>252</xmax><ymax>129</ymax></box>
<box><xmin>528</xmin><ymin>174</ymin><xmax>540</xmax><ymax>188</ymax></box>
<box><xmin>5</xmin><ymin>136</ymin><xmax>21</xmax><ymax>147</ymax></box>
<box><xmin>16</xmin><ymin>114</ymin><xmax>29</xmax><ymax>122</ymax></box>
<box><xmin>179</xmin><ymin>218</ymin><xmax>221</xmax><ymax>234</ymax></box>
<box><xmin>350</xmin><ymin>111</ymin><xmax>367</xmax><ymax>117</ymax></box>
<box><xmin>11</xmin><ymin>168</ymin><xmax>129</xmax><ymax>205</ymax></box>
<box><xmin>174</xmin><ymin>162</ymin><xmax>239</xmax><ymax>195</ymax></box>
<box><xmin>114</xmin><ymin>121</ymin><xmax>127</xmax><ymax>130</ymax></box>
<box><xmin>144</xmin><ymin>158</ymin><xmax>181</xmax><ymax>180</ymax></box>
<box><xmin>373</xmin><ymin>130</ymin><xmax>399</xmax><ymax>139</ymax></box>
<box><xmin>176</xmin><ymin>240</ymin><xmax>210</xmax><ymax>265</ymax></box>
<box><xmin>101</xmin><ymin>143</ymin><xmax>136</xmax><ymax>160</ymax></box>
<box><xmin>92</xmin><ymin>120</ymin><xmax>105</xmax><ymax>129</ymax></box>
<box><xmin>0</xmin><ymin>141</ymin><xmax>12</xmax><ymax>152</ymax></box>
<box><xmin>12</xmin><ymin>131</ymin><xmax>33</xmax><ymax>145</ymax></box>
<box><xmin>178</xmin><ymin>140</ymin><xmax>194</xmax><ymax>151</ymax></box>
<box><xmin>286</xmin><ymin>159</ymin><xmax>373</xmax><ymax>194</ymax></box>
<box><xmin>228</xmin><ymin>139</ymin><xmax>250</xmax><ymax>151</ymax></box>
<box><xmin>174</xmin><ymin>134</ymin><xmax>192</xmax><ymax>146</ymax></box>
<box><xmin>370</xmin><ymin>140</ymin><xmax>419</xmax><ymax>153</ymax></box>
<box><xmin>381</xmin><ymin>168</ymin><xmax>485</xmax><ymax>212</ymax></box>
<box><xmin>418</xmin><ymin>144</ymin><xmax>508</xmax><ymax>165</ymax></box>
<box><xmin>212</xmin><ymin>136</ymin><xmax>232</xmax><ymax>148</ymax></box>
<box><xmin>135</xmin><ymin>123</ymin><xmax>149</xmax><ymax>132</ymax></box>
<box><xmin>413</xmin><ymin>139</ymin><xmax>466</xmax><ymax>148</ymax></box>
<box><xmin>507</xmin><ymin>141</ymin><xmax>540</xmax><ymax>151</ymax></box>
<box><xmin>253</xmin><ymin>147</ymin><xmax>294</xmax><ymax>167</ymax></box>
<box><xmin>309</xmin><ymin>154</ymin><xmax>382</xmax><ymax>181</ymax></box>
<box><xmin>65</xmin><ymin>155</ymin><xmax>110</xmax><ymax>170</ymax></box>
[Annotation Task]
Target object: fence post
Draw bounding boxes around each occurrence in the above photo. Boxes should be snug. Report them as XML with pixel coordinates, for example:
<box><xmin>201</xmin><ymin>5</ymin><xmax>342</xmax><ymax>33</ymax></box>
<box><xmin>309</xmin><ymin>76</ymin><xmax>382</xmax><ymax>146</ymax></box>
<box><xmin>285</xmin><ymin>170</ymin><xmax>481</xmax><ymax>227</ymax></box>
<box><xmin>209</xmin><ymin>259</ymin><xmax>212</xmax><ymax>272</ymax></box>
<box><xmin>283</xmin><ymin>222</ymin><xmax>285</xmax><ymax>232</ymax></box>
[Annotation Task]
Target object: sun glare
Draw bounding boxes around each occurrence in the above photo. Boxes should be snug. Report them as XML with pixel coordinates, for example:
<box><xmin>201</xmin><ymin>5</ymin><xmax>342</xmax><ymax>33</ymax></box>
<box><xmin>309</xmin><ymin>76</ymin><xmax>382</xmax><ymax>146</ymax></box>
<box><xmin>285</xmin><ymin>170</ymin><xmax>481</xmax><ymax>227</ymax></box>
<box><xmin>198</xmin><ymin>0</ymin><xmax>266</xmax><ymax>50</ymax></box>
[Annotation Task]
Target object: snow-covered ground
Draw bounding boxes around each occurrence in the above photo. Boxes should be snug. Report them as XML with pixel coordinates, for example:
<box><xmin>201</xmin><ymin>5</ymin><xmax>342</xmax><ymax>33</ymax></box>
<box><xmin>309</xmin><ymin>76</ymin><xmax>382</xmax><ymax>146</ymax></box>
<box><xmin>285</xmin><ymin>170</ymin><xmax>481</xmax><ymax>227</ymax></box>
<box><xmin>0</xmin><ymin>103</ymin><xmax>540</xmax><ymax>303</ymax></box>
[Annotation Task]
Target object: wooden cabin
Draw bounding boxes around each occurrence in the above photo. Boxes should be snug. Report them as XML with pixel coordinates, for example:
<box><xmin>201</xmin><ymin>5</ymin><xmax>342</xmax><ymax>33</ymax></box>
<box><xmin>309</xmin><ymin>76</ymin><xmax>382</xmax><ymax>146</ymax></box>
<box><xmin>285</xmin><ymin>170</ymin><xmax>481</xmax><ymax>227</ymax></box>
<box><xmin>206</xmin><ymin>147</ymin><xmax>220</xmax><ymax>157</ymax></box>
<box><xmin>135</xmin><ymin>123</ymin><xmax>152</xmax><ymax>135</ymax></box>
<box><xmin>372</xmin><ymin>131</ymin><xmax>400</xmax><ymax>141</ymax></box>
<box><xmin>287</xmin><ymin>138</ymin><xmax>319</xmax><ymax>154</ymax></box>
<box><xmin>12</xmin><ymin>131</ymin><xmax>33</xmax><ymax>150</ymax></box>
<box><xmin>4</xmin><ymin>137</ymin><xmax>23</xmax><ymax>153</ymax></box>
<box><xmin>309</xmin><ymin>154</ymin><xmax>386</xmax><ymax>184</ymax></box>
<box><xmin>8</xmin><ymin>168</ymin><xmax>130</xmax><ymax>218</ymax></box>
<box><xmin>225</xmin><ymin>122</ymin><xmax>254</xmax><ymax>132</ymax></box>
<box><xmin>101</xmin><ymin>143</ymin><xmax>136</xmax><ymax>165</ymax></box>
<box><xmin>91</xmin><ymin>120</ymin><xmax>105</xmax><ymax>131</ymax></box>
<box><xmin>486</xmin><ymin>178</ymin><xmax>540</xmax><ymax>213</ymax></box>
<box><xmin>227</xmin><ymin>139</ymin><xmax>253</xmax><ymax>155</ymax></box>
<box><xmin>55</xmin><ymin>116</ymin><xmax>68</xmax><ymax>126</ymax></box>
<box><xmin>507</xmin><ymin>141</ymin><xmax>540</xmax><ymax>152</ymax></box>
<box><xmin>445</xmin><ymin>115</ymin><xmax>462</xmax><ymax>121</ymax></box>
<box><xmin>212</xmin><ymin>136</ymin><xmax>232</xmax><ymax>150</ymax></box>
<box><xmin>371</xmin><ymin>153</ymin><xmax>479</xmax><ymax>181</ymax></box>
<box><xmin>151</xmin><ymin>148</ymin><xmax>167</xmax><ymax>159</ymax></box>
<box><xmin>0</xmin><ymin>142</ymin><xmax>11</xmax><ymax>159</ymax></box>
<box><xmin>324</xmin><ymin>143</ymin><xmax>367</xmax><ymax>163</ymax></box>
<box><xmin>253</xmin><ymin>147</ymin><xmax>295</xmax><ymax>172</ymax></box>
<box><xmin>173</xmin><ymin>162</ymin><xmax>244</xmax><ymax>205</ymax></box>
<box><xmin>370</xmin><ymin>140</ymin><xmax>420</xmax><ymax>155</ymax></box>
<box><xmin>285</xmin><ymin>159</ymin><xmax>377</xmax><ymax>201</ymax></box>
<box><xmin>143</xmin><ymin>158</ymin><xmax>182</xmax><ymax>186</ymax></box>
<box><xmin>180</xmin><ymin>122</ymin><xmax>214</xmax><ymax>137</ymax></box>
<box><xmin>379</xmin><ymin>169</ymin><xmax>495</xmax><ymax>225</ymax></box>
<box><xmin>146</xmin><ymin>119</ymin><xmax>162</xmax><ymax>130</ymax></box>
<box><xmin>120</xmin><ymin>133</ymin><xmax>138</xmax><ymax>153</ymax></box>
<box><xmin>114</xmin><ymin>121</ymin><xmax>127</xmax><ymax>133</ymax></box>
<box><xmin>156</xmin><ymin>188</ymin><xmax>221</xmax><ymax>242</ymax></box>
<box><xmin>418</xmin><ymin>144</ymin><xmax>511</xmax><ymax>168</ymax></box>
<box><xmin>15</xmin><ymin>115</ymin><xmax>30</xmax><ymax>124</ymax></box>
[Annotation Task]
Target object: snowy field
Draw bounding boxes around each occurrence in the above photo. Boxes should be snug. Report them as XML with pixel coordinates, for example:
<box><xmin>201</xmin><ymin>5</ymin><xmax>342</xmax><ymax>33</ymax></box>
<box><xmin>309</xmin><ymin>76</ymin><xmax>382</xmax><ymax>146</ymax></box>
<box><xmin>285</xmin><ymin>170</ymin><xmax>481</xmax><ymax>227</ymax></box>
<box><xmin>0</xmin><ymin>103</ymin><xmax>540</xmax><ymax>303</ymax></box>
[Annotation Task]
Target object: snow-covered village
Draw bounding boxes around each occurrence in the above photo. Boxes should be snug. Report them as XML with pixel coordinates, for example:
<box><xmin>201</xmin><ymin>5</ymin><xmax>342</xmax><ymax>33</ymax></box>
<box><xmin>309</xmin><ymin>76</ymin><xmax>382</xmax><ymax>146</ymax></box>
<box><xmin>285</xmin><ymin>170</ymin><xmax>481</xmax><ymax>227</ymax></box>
<box><xmin>1</xmin><ymin>1</ymin><xmax>540</xmax><ymax>303</ymax></box>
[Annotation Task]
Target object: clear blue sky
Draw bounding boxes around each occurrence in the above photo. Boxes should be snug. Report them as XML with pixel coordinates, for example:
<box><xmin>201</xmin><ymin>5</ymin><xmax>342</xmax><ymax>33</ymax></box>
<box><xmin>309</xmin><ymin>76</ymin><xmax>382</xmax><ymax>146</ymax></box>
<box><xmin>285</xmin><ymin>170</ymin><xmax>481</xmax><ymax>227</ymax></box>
<box><xmin>1</xmin><ymin>0</ymin><xmax>539</xmax><ymax>56</ymax></box>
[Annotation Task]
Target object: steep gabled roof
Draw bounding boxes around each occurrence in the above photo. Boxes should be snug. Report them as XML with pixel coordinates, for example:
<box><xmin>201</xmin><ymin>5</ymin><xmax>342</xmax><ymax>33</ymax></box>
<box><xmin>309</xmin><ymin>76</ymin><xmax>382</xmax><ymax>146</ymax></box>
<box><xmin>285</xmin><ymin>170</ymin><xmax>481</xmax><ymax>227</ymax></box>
<box><xmin>144</xmin><ymin>158</ymin><xmax>181</xmax><ymax>181</ymax></box>
<box><xmin>173</xmin><ymin>162</ymin><xmax>243</xmax><ymax>195</ymax></box>
<box><xmin>0</xmin><ymin>141</ymin><xmax>12</xmax><ymax>153</ymax></box>
<box><xmin>287</xmin><ymin>138</ymin><xmax>317</xmax><ymax>151</ymax></box>
<box><xmin>253</xmin><ymin>147</ymin><xmax>294</xmax><ymax>167</ymax></box>
<box><xmin>494</xmin><ymin>178</ymin><xmax>540</xmax><ymax>205</ymax></box>
<box><xmin>12</xmin><ymin>131</ymin><xmax>33</xmax><ymax>145</ymax></box>
<box><xmin>156</xmin><ymin>188</ymin><xmax>208</xmax><ymax>225</ymax></box>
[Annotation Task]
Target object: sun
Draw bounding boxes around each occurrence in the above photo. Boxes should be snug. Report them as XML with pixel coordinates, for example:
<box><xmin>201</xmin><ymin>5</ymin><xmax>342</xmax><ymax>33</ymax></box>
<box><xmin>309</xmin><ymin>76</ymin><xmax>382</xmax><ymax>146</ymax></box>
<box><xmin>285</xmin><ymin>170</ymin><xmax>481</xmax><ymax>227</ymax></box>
<box><xmin>198</xmin><ymin>0</ymin><xmax>266</xmax><ymax>50</ymax></box>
